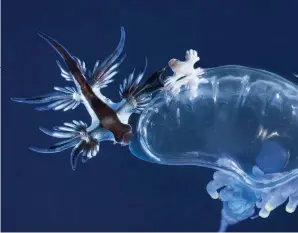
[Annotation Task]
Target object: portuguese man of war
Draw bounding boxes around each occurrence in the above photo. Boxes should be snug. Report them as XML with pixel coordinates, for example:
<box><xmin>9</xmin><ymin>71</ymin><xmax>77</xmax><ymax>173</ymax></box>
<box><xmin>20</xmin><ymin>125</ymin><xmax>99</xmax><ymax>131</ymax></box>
<box><xmin>140</xmin><ymin>48</ymin><xmax>298</xmax><ymax>232</ymax></box>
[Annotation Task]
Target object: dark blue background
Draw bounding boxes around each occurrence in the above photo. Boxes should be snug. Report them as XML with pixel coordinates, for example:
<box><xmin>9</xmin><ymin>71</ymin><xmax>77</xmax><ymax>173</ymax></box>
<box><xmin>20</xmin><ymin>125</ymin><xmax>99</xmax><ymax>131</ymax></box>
<box><xmin>3</xmin><ymin>0</ymin><xmax>298</xmax><ymax>231</ymax></box>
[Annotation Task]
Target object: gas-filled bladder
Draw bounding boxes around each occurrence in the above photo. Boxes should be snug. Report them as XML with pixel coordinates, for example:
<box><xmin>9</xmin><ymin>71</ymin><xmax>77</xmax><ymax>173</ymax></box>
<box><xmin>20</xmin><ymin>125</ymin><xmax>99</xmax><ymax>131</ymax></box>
<box><xmin>129</xmin><ymin>49</ymin><xmax>298</xmax><ymax>232</ymax></box>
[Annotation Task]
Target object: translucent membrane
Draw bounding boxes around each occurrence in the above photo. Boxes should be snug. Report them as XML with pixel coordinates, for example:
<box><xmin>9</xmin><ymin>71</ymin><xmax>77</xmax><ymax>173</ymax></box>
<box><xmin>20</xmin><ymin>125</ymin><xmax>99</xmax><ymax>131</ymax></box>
<box><xmin>129</xmin><ymin>65</ymin><xmax>298</xmax><ymax>189</ymax></box>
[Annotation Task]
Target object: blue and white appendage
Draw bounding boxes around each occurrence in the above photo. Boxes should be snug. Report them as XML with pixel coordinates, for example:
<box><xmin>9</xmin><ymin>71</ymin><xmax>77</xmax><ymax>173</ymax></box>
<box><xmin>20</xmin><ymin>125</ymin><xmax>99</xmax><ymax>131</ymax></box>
<box><xmin>206</xmin><ymin>169</ymin><xmax>298</xmax><ymax>232</ymax></box>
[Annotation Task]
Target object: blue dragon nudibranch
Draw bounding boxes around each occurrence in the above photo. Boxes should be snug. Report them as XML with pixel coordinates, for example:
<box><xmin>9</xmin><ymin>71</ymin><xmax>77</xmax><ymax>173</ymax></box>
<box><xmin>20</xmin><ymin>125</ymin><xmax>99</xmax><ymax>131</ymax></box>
<box><xmin>12</xmin><ymin>27</ymin><xmax>166</xmax><ymax>170</ymax></box>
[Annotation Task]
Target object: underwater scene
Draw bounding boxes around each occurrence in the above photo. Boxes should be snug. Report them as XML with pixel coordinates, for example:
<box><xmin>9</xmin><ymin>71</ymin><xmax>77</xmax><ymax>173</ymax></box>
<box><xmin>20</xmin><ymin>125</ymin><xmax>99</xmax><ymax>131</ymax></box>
<box><xmin>3</xmin><ymin>0</ymin><xmax>298</xmax><ymax>232</ymax></box>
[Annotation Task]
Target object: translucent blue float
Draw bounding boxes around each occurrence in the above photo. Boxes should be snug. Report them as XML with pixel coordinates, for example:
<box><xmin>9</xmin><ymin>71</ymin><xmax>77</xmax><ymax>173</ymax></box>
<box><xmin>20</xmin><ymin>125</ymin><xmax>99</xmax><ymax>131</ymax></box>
<box><xmin>129</xmin><ymin>55</ymin><xmax>298</xmax><ymax>231</ymax></box>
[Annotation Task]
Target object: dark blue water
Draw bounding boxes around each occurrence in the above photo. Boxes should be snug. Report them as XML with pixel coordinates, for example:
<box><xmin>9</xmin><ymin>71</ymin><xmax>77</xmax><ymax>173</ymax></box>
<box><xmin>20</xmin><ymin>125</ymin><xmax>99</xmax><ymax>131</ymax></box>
<box><xmin>3</xmin><ymin>0</ymin><xmax>298</xmax><ymax>231</ymax></box>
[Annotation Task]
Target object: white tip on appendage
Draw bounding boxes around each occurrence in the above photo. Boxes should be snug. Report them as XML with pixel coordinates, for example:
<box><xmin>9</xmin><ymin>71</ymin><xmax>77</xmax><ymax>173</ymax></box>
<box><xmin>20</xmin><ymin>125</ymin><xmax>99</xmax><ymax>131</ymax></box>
<box><xmin>286</xmin><ymin>203</ymin><xmax>296</xmax><ymax>213</ymax></box>
<box><xmin>259</xmin><ymin>208</ymin><xmax>270</xmax><ymax>218</ymax></box>
<box><xmin>286</xmin><ymin>206</ymin><xmax>295</xmax><ymax>213</ymax></box>
<box><xmin>286</xmin><ymin>197</ymin><xmax>297</xmax><ymax>213</ymax></box>
<box><xmin>210</xmin><ymin>192</ymin><xmax>219</xmax><ymax>199</ymax></box>
<box><xmin>265</xmin><ymin>203</ymin><xmax>274</xmax><ymax>212</ymax></box>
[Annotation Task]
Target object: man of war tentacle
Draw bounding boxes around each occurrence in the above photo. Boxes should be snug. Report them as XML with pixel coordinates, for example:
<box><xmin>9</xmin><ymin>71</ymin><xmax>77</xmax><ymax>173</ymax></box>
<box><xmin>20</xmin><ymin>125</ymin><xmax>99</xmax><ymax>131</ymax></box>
<box><xmin>12</xmin><ymin>27</ymin><xmax>166</xmax><ymax>170</ymax></box>
<box><xmin>207</xmin><ymin>167</ymin><xmax>298</xmax><ymax>231</ymax></box>
<box><xmin>129</xmin><ymin>49</ymin><xmax>298</xmax><ymax>231</ymax></box>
